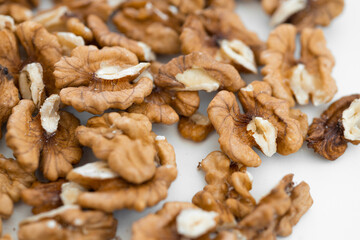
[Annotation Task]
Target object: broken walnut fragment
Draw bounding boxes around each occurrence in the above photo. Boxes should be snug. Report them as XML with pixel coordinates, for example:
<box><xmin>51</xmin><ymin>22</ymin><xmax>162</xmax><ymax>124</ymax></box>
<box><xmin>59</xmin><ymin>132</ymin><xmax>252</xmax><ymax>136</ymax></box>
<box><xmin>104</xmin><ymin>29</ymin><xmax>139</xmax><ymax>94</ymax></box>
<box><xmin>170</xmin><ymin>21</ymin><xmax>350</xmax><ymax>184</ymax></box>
<box><xmin>178</xmin><ymin>112</ymin><xmax>213</xmax><ymax>142</ymax></box>
<box><xmin>180</xmin><ymin>8</ymin><xmax>262</xmax><ymax>71</ymax></box>
<box><xmin>67</xmin><ymin>135</ymin><xmax>177</xmax><ymax>212</ymax></box>
<box><xmin>307</xmin><ymin>94</ymin><xmax>360</xmax><ymax>160</ymax></box>
<box><xmin>208</xmin><ymin>81</ymin><xmax>307</xmax><ymax>167</ymax></box>
<box><xmin>155</xmin><ymin>52</ymin><xmax>245</xmax><ymax>92</ymax></box>
<box><xmin>261</xmin><ymin>24</ymin><xmax>336</xmax><ymax>106</ymax></box>
<box><xmin>87</xmin><ymin>14</ymin><xmax>155</xmax><ymax>61</ymax></box>
<box><xmin>0</xmin><ymin>66</ymin><xmax>19</xmax><ymax>138</ymax></box>
<box><xmin>55</xmin><ymin>45</ymin><xmax>153</xmax><ymax>114</ymax></box>
<box><xmin>6</xmin><ymin>95</ymin><xmax>82</xmax><ymax>181</ymax></box>
<box><xmin>18</xmin><ymin>205</ymin><xmax>117</xmax><ymax>240</ymax></box>
<box><xmin>262</xmin><ymin>0</ymin><xmax>344</xmax><ymax>30</ymax></box>
<box><xmin>238</xmin><ymin>174</ymin><xmax>313</xmax><ymax>239</ymax></box>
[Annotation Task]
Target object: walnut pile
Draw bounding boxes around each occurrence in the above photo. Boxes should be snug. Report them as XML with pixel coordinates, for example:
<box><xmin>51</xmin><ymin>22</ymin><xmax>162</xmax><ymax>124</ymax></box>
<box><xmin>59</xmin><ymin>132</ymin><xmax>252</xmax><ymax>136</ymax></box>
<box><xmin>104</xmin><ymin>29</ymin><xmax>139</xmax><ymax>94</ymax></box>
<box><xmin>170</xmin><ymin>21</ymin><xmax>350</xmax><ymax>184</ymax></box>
<box><xmin>307</xmin><ymin>95</ymin><xmax>360</xmax><ymax>160</ymax></box>
<box><xmin>261</xmin><ymin>24</ymin><xmax>337</xmax><ymax>106</ymax></box>
<box><xmin>262</xmin><ymin>0</ymin><xmax>344</xmax><ymax>30</ymax></box>
<box><xmin>208</xmin><ymin>81</ymin><xmax>308</xmax><ymax>167</ymax></box>
<box><xmin>180</xmin><ymin>8</ymin><xmax>264</xmax><ymax>71</ymax></box>
<box><xmin>6</xmin><ymin>95</ymin><xmax>82</xmax><ymax>181</ymax></box>
<box><xmin>54</xmin><ymin>45</ymin><xmax>153</xmax><ymax>114</ymax></box>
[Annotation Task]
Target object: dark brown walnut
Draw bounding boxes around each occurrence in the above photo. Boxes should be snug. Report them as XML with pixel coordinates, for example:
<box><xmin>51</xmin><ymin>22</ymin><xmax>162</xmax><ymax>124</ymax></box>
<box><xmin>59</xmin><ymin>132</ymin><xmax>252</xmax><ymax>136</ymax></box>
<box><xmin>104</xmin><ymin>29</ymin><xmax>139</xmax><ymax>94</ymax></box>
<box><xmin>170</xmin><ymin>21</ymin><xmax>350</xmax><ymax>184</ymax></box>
<box><xmin>178</xmin><ymin>113</ymin><xmax>213</xmax><ymax>142</ymax></box>
<box><xmin>261</xmin><ymin>24</ymin><xmax>336</xmax><ymax>107</ymax></box>
<box><xmin>54</xmin><ymin>45</ymin><xmax>153</xmax><ymax>114</ymax></box>
<box><xmin>112</xmin><ymin>0</ymin><xmax>184</xmax><ymax>54</ymax></box>
<box><xmin>307</xmin><ymin>94</ymin><xmax>360</xmax><ymax>160</ymax></box>
<box><xmin>21</xmin><ymin>180</ymin><xmax>66</xmax><ymax>214</ymax></box>
<box><xmin>87</xmin><ymin>14</ymin><xmax>155</xmax><ymax>61</ymax></box>
<box><xmin>181</xmin><ymin>8</ymin><xmax>265</xmax><ymax>65</ymax></box>
<box><xmin>67</xmin><ymin>134</ymin><xmax>177</xmax><ymax>212</ymax></box>
<box><xmin>238</xmin><ymin>174</ymin><xmax>313</xmax><ymax>239</ymax></box>
<box><xmin>18</xmin><ymin>205</ymin><xmax>117</xmax><ymax>240</ymax></box>
<box><xmin>16</xmin><ymin>21</ymin><xmax>63</xmax><ymax>95</ymax></box>
<box><xmin>180</xmin><ymin>9</ymin><xmax>260</xmax><ymax>72</ymax></box>
<box><xmin>193</xmin><ymin>151</ymin><xmax>255</xmax><ymax>223</ymax></box>
<box><xmin>155</xmin><ymin>52</ymin><xmax>245</xmax><ymax>92</ymax></box>
<box><xmin>0</xmin><ymin>66</ymin><xmax>19</xmax><ymax>138</ymax></box>
<box><xmin>262</xmin><ymin>0</ymin><xmax>344</xmax><ymax>30</ymax></box>
<box><xmin>0</xmin><ymin>154</ymin><xmax>35</xmax><ymax>222</ymax></box>
<box><xmin>6</xmin><ymin>96</ymin><xmax>82</xmax><ymax>181</ymax></box>
<box><xmin>208</xmin><ymin>81</ymin><xmax>308</xmax><ymax>167</ymax></box>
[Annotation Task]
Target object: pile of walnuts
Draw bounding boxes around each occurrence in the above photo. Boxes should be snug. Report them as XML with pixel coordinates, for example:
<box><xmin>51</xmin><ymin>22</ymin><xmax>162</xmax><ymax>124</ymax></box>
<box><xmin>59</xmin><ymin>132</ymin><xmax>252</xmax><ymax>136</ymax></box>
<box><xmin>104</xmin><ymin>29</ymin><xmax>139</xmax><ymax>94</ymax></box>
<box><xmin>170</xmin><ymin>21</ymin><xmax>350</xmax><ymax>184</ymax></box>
<box><xmin>0</xmin><ymin>0</ymin><xmax>357</xmax><ymax>239</ymax></box>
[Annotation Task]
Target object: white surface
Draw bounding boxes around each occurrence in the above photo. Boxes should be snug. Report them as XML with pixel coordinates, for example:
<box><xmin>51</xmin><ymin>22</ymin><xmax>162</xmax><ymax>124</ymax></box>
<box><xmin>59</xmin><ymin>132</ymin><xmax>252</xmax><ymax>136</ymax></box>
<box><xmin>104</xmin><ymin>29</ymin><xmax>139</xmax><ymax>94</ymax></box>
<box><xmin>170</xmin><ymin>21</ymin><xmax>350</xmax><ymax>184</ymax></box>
<box><xmin>2</xmin><ymin>1</ymin><xmax>360</xmax><ymax>239</ymax></box>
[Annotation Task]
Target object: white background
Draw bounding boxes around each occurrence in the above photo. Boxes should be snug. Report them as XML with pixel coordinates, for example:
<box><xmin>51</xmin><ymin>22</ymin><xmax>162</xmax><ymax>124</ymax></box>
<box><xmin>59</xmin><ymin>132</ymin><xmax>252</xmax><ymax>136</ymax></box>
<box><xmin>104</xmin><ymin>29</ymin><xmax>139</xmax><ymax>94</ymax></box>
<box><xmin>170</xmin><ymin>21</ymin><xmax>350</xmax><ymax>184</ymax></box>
<box><xmin>2</xmin><ymin>0</ymin><xmax>360</xmax><ymax>239</ymax></box>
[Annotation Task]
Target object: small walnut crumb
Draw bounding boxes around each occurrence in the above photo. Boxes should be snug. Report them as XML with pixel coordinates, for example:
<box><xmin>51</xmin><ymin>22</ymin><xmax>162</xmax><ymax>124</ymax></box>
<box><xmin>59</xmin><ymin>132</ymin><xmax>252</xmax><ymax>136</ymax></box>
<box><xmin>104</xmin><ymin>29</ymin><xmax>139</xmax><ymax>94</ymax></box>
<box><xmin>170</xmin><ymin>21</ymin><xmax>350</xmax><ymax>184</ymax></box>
<box><xmin>19</xmin><ymin>63</ymin><xmax>45</xmax><ymax>108</ymax></box>
<box><xmin>178</xmin><ymin>113</ymin><xmax>213</xmax><ymax>142</ymax></box>
<box><xmin>307</xmin><ymin>94</ymin><xmax>360</xmax><ymax>160</ymax></box>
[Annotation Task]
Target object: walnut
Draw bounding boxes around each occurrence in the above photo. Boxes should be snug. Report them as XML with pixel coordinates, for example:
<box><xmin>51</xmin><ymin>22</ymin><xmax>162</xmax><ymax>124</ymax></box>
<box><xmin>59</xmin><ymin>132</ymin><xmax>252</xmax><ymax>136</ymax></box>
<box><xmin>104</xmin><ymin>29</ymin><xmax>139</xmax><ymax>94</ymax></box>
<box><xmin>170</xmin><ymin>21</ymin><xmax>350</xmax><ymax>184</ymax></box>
<box><xmin>262</xmin><ymin>0</ymin><xmax>344</xmax><ymax>30</ymax></box>
<box><xmin>54</xmin><ymin>32</ymin><xmax>85</xmax><ymax>56</ymax></box>
<box><xmin>0</xmin><ymin>154</ymin><xmax>35</xmax><ymax>221</ymax></box>
<box><xmin>112</xmin><ymin>0</ymin><xmax>183</xmax><ymax>54</ymax></box>
<box><xmin>54</xmin><ymin>45</ymin><xmax>153</xmax><ymax>114</ymax></box>
<box><xmin>207</xmin><ymin>0</ymin><xmax>236</xmax><ymax>9</ymax></box>
<box><xmin>238</xmin><ymin>174</ymin><xmax>313</xmax><ymax>239</ymax></box>
<box><xmin>307</xmin><ymin>95</ymin><xmax>360</xmax><ymax>160</ymax></box>
<box><xmin>18</xmin><ymin>205</ymin><xmax>117</xmax><ymax>240</ymax></box>
<box><xmin>16</xmin><ymin>21</ymin><xmax>63</xmax><ymax>95</ymax></box>
<box><xmin>66</xmin><ymin>17</ymin><xmax>93</xmax><ymax>42</ymax></box>
<box><xmin>67</xmin><ymin>133</ymin><xmax>177</xmax><ymax>212</ymax></box>
<box><xmin>0</xmin><ymin>66</ymin><xmax>19</xmax><ymax>138</ymax></box>
<box><xmin>180</xmin><ymin>9</ymin><xmax>260</xmax><ymax>72</ymax></box>
<box><xmin>167</xmin><ymin>0</ymin><xmax>205</xmax><ymax>14</ymax></box>
<box><xmin>6</xmin><ymin>95</ymin><xmax>82</xmax><ymax>181</ymax></box>
<box><xmin>155</xmin><ymin>52</ymin><xmax>245</xmax><ymax>92</ymax></box>
<box><xmin>208</xmin><ymin>81</ymin><xmax>308</xmax><ymax>167</ymax></box>
<box><xmin>178</xmin><ymin>112</ymin><xmax>213</xmax><ymax>142</ymax></box>
<box><xmin>87</xmin><ymin>14</ymin><xmax>155</xmax><ymax>61</ymax></box>
<box><xmin>261</xmin><ymin>24</ymin><xmax>336</xmax><ymax>106</ymax></box>
<box><xmin>0</xmin><ymin>3</ymin><xmax>33</xmax><ymax>23</ymax></box>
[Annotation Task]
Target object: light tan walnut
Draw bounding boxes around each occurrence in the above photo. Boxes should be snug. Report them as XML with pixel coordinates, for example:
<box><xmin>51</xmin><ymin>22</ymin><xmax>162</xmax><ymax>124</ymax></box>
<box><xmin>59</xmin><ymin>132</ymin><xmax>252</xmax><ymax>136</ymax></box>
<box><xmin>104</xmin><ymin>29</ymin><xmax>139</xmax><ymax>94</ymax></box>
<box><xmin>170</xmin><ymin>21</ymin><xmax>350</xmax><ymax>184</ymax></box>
<box><xmin>16</xmin><ymin>21</ymin><xmax>63</xmax><ymax>95</ymax></box>
<box><xmin>113</xmin><ymin>0</ymin><xmax>183</xmax><ymax>54</ymax></box>
<box><xmin>0</xmin><ymin>66</ymin><xmax>19</xmax><ymax>138</ymax></box>
<box><xmin>180</xmin><ymin>8</ymin><xmax>262</xmax><ymax>71</ymax></box>
<box><xmin>178</xmin><ymin>113</ymin><xmax>213</xmax><ymax>142</ymax></box>
<box><xmin>262</xmin><ymin>0</ymin><xmax>344</xmax><ymax>30</ymax></box>
<box><xmin>54</xmin><ymin>45</ymin><xmax>153</xmax><ymax>114</ymax></box>
<box><xmin>155</xmin><ymin>52</ymin><xmax>245</xmax><ymax>92</ymax></box>
<box><xmin>208</xmin><ymin>81</ymin><xmax>307</xmax><ymax>167</ymax></box>
<box><xmin>67</xmin><ymin>134</ymin><xmax>177</xmax><ymax>212</ymax></box>
<box><xmin>66</xmin><ymin>17</ymin><xmax>93</xmax><ymax>42</ymax></box>
<box><xmin>18</xmin><ymin>205</ymin><xmax>117</xmax><ymax>240</ymax></box>
<box><xmin>261</xmin><ymin>24</ymin><xmax>336</xmax><ymax>106</ymax></box>
<box><xmin>307</xmin><ymin>95</ymin><xmax>360</xmax><ymax>160</ymax></box>
<box><xmin>6</xmin><ymin>96</ymin><xmax>82</xmax><ymax>181</ymax></box>
<box><xmin>238</xmin><ymin>174</ymin><xmax>313</xmax><ymax>239</ymax></box>
<box><xmin>0</xmin><ymin>154</ymin><xmax>35</xmax><ymax>221</ymax></box>
<box><xmin>87</xmin><ymin>14</ymin><xmax>155</xmax><ymax>61</ymax></box>
<box><xmin>0</xmin><ymin>3</ymin><xmax>33</xmax><ymax>23</ymax></box>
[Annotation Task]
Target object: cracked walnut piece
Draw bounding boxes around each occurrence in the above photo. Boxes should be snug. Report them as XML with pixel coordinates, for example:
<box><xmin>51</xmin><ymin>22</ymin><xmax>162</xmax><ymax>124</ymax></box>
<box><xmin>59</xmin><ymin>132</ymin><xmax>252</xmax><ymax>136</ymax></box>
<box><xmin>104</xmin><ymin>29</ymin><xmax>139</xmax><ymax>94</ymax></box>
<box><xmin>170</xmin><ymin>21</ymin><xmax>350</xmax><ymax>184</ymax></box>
<box><xmin>307</xmin><ymin>95</ymin><xmax>360</xmax><ymax>160</ymax></box>
<box><xmin>67</xmin><ymin>134</ymin><xmax>177</xmax><ymax>212</ymax></box>
<box><xmin>155</xmin><ymin>52</ymin><xmax>245</xmax><ymax>92</ymax></box>
<box><xmin>18</xmin><ymin>205</ymin><xmax>117</xmax><ymax>240</ymax></box>
<box><xmin>0</xmin><ymin>66</ymin><xmax>19</xmax><ymax>138</ymax></box>
<box><xmin>238</xmin><ymin>174</ymin><xmax>313</xmax><ymax>239</ymax></box>
<box><xmin>178</xmin><ymin>112</ymin><xmax>213</xmax><ymax>142</ymax></box>
<box><xmin>261</xmin><ymin>24</ymin><xmax>336</xmax><ymax>107</ymax></box>
<box><xmin>180</xmin><ymin>8</ymin><xmax>262</xmax><ymax>72</ymax></box>
<box><xmin>6</xmin><ymin>95</ymin><xmax>82</xmax><ymax>181</ymax></box>
<box><xmin>87</xmin><ymin>14</ymin><xmax>155</xmax><ymax>62</ymax></box>
<box><xmin>54</xmin><ymin>45</ymin><xmax>153</xmax><ymax>114</ymax></box>
<box><xmin>262</xmin><ymin>0</ymin><xmax>344</xmax><ymax>30</ymax></box>
<box><xmin>208</xmin><ymin>81</ymin><xmax>308</xmax><ymax>167</ymax></box>
<box><xmin>113</xmin><ymin>0</ymin><xmax>183</xmax><ymax>54</ymax></box>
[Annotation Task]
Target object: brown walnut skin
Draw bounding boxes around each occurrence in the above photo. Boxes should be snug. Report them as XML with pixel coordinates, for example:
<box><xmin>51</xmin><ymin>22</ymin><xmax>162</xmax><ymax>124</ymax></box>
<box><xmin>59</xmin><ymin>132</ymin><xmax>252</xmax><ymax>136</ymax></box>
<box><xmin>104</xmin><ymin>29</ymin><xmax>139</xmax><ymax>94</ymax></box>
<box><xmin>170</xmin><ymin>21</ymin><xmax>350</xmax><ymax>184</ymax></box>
<box><xmin>178</xmin><ymin>113</ymin><xmax>214</xmax><ymax>142</ymax></box>
<box><xmin>21</xmin><ymin>180</ymin><xmax>66</xmax><ymax>214</ymax></box>
<box><xmin>0</xmin><ymin>66</ymin><xmax>19</xmax><ymax>138</ymax></box>
<box><xmin>307</xmin><ymin>94</ymin><xmax>360</xmax><ymax>160</ymax></box>
<box><xmin>0</xmin><ymin>3</ymin><xmax>34</xmax><ymax>23</ymax></box>
<box><xmin>61</xmin><ymin>0</ymin><xmax>115</xmax><ymax>21</ymax></box>
<box><xmin>6</xmin><ymin>100</ymin><xmax>82</xmax><ymax>181</ymax></box>
<box><xmin>55</xmin><ymin>45</ymin><xmax>153</xmax><ymax>115</ymax></box>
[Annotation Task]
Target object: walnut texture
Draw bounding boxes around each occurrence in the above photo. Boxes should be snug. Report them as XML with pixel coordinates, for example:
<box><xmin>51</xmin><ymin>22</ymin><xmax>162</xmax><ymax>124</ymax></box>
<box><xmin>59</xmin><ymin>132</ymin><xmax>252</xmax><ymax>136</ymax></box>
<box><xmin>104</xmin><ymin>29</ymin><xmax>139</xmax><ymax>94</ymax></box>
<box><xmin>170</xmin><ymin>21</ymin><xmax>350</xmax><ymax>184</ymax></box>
<box><xmin>178</xmin><ymin>112</ymin><xmax>213</xmax><ymax>142</ymax></box>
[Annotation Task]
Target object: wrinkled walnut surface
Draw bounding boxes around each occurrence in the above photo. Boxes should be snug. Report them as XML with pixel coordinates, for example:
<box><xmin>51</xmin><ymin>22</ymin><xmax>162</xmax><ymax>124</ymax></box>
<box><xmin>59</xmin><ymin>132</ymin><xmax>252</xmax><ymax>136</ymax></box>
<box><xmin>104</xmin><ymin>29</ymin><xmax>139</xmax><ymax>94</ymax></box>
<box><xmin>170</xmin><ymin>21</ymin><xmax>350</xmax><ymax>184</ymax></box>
<box><xmin>178</xmin><ymin>113</ymin><xmax>213</xmax><ymax>142</ymax></box>
<box><xmin>0</xmin><ymin>29</ymin><xmax>21</xmax><ymax>84</ymax></box>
